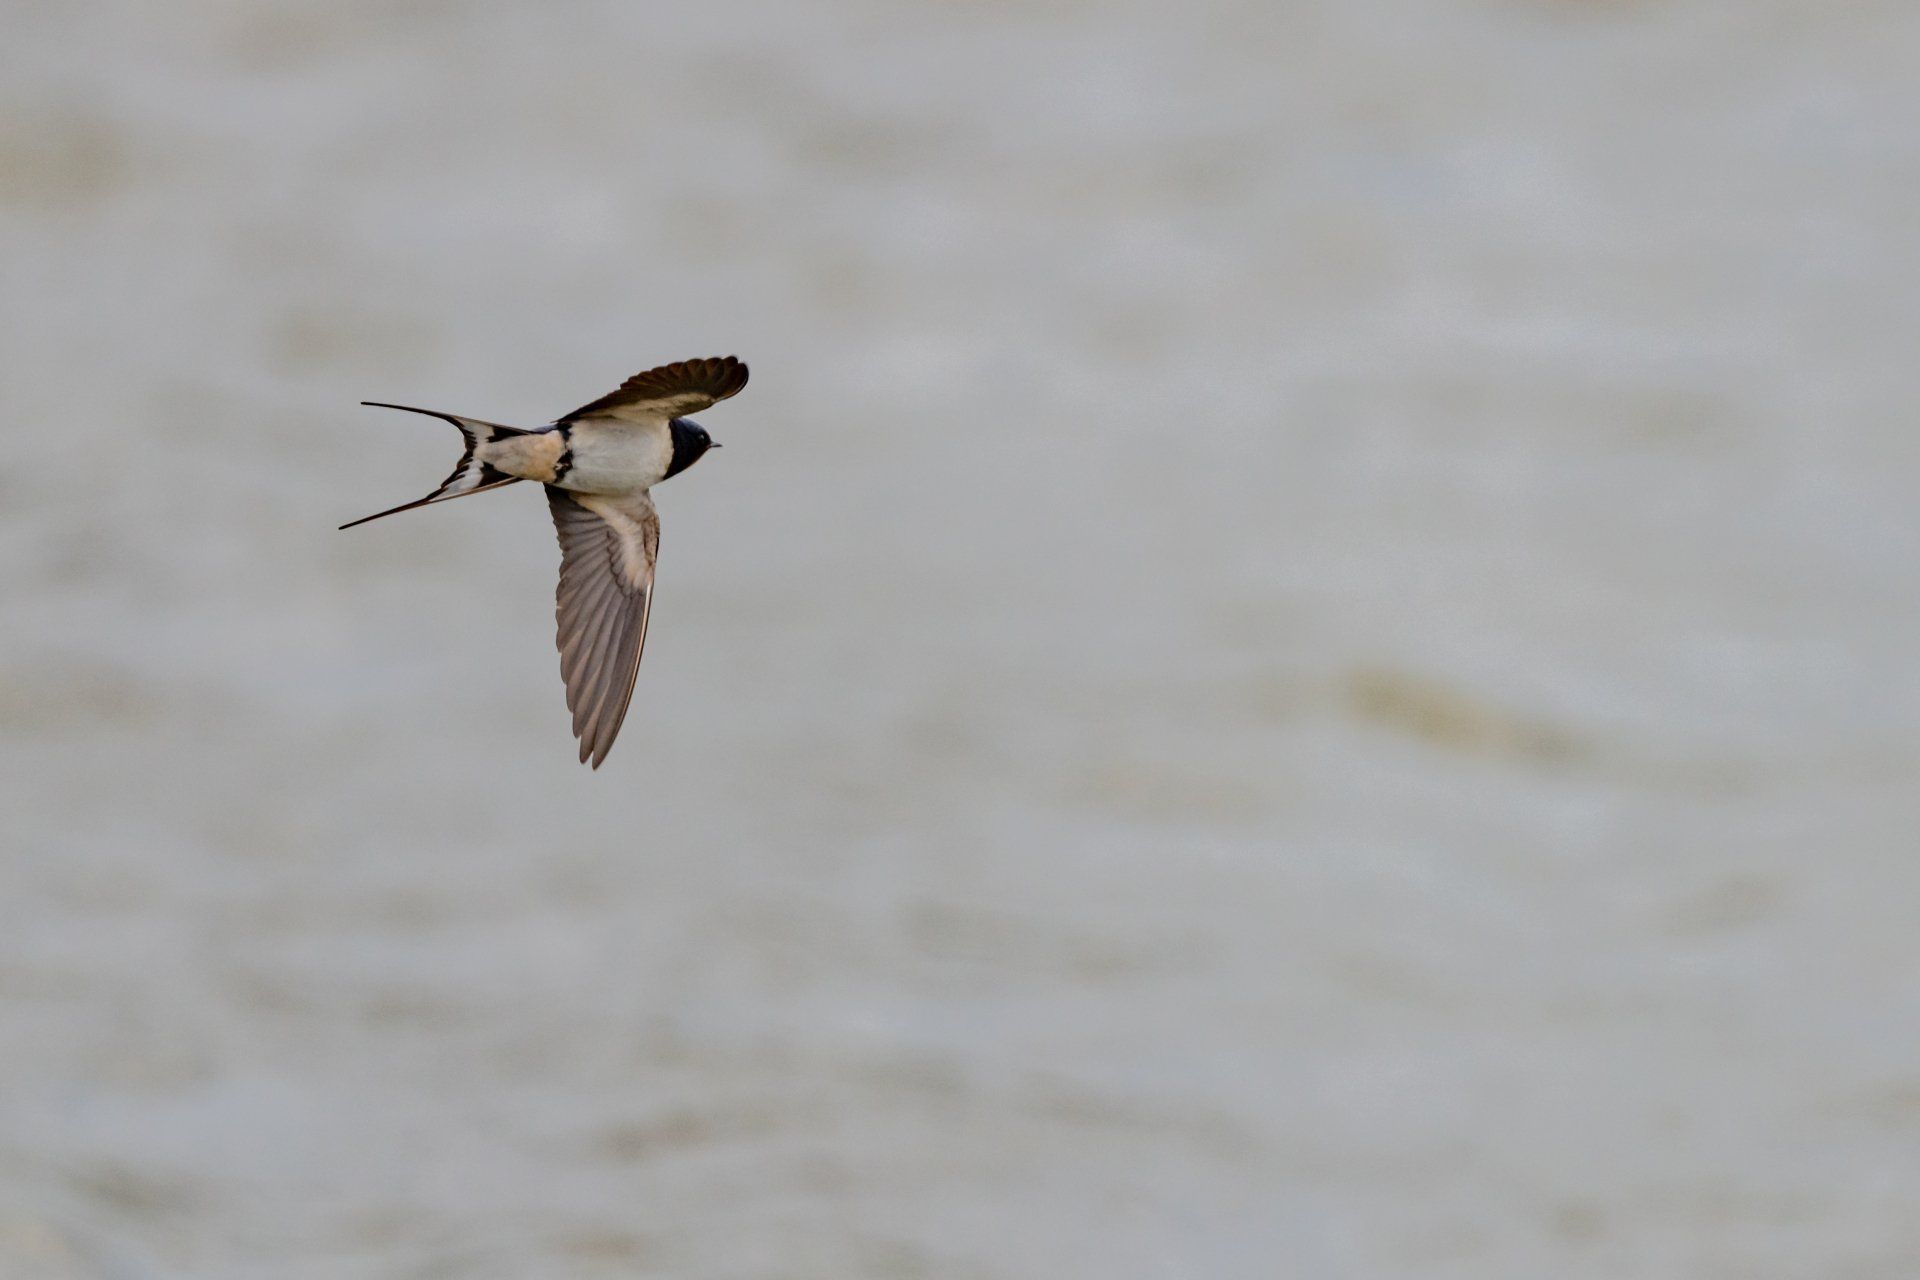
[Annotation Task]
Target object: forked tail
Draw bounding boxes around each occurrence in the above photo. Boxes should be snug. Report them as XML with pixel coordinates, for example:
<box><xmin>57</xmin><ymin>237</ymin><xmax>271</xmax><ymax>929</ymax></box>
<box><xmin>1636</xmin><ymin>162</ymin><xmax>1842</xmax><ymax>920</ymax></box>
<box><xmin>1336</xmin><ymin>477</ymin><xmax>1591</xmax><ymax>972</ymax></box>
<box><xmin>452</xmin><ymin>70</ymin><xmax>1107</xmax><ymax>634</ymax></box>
<box><xmin>339</xmin><ymin>402</ymin><xmax>529</xmax><ymax>530</ymax></box>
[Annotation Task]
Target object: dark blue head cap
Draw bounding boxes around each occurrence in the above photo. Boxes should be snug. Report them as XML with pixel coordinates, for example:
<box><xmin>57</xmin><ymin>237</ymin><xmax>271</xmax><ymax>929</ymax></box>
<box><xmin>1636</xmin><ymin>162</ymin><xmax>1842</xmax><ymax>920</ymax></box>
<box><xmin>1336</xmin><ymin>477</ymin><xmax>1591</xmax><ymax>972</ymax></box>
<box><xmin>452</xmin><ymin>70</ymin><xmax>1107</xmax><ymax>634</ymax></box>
<box><xmin>664</xmin><ymin>417</ymin><xmax>717</xmax><ymax>479</ymax></box>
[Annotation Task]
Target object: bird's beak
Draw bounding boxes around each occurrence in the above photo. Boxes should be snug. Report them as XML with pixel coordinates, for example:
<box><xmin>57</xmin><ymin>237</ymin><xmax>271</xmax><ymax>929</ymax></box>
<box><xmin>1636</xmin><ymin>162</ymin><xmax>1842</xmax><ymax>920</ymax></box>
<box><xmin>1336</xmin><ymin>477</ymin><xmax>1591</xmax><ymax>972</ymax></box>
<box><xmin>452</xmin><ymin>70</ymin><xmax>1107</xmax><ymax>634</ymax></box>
<box><xmin>709</xmin><ymin>441</ymin><xmax>722</xmax><ymax>448</ymax></box>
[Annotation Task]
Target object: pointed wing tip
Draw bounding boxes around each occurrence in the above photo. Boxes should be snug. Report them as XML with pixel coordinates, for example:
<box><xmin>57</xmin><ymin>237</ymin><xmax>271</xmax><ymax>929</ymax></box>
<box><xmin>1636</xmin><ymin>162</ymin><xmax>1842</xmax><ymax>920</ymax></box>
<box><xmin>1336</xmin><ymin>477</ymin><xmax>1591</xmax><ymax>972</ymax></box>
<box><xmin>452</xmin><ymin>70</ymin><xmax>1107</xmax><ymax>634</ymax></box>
<box><xmin>576</xmin><ymin>721</ymin><xmax>619</xmax><ymax>768</ymax></box>
<box><xmin>690</xmin><ymin>355</ymin><xmax>747</xmax><ymax>398</ymax></box>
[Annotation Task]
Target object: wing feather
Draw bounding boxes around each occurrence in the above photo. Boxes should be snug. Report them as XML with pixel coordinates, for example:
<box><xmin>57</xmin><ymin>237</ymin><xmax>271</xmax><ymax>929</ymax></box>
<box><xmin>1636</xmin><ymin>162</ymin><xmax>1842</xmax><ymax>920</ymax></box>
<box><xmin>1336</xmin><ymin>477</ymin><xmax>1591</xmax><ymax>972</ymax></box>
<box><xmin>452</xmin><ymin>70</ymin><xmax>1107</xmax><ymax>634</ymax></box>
<box><xmin>547</xmin><ymin>486</ymin><xmax>659</xmax><ymax>767</ymax></box>
<box><xmin>558</xmin><ymin>356</ymin><xmax>748</xmax><ymax>427</ymax></box>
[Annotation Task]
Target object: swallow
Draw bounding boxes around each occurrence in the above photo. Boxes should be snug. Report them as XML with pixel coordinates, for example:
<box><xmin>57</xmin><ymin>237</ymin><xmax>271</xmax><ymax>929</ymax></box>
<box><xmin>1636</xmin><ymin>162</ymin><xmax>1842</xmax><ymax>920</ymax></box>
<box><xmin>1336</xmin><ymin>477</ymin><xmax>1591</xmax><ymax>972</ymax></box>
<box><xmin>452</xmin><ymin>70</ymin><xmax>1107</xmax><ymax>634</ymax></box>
<box><xmin>341</xmin><ymin>356</ymin><xmax>746</xmax><ymax>767</ymax></box>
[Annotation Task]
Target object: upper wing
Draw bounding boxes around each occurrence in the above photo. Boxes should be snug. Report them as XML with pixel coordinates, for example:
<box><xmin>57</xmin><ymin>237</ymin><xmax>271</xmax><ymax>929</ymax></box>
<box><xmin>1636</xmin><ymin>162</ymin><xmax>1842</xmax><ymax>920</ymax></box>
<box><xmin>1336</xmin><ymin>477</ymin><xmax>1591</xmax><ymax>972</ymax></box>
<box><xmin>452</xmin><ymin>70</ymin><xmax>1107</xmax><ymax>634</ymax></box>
<box><xmin>548</xmin><ymin>486</ymin><xmax>659</xmax><ymax>768</ymax></box>
<box><xmin>557</xmin><ymin>356</ymin><xmax>748</xmax><ymax>428</ymax></box>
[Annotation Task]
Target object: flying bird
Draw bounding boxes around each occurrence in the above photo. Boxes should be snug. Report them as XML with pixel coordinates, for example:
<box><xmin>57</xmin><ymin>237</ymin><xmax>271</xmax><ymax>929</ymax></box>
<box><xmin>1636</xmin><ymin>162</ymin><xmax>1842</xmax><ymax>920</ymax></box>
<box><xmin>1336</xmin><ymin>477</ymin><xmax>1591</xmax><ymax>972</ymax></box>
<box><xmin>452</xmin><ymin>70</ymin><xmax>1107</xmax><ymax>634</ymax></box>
<box><xmin>341</xmin><ymin>356</ymin><xmax>747</xmax><ymax>767</ymax></box>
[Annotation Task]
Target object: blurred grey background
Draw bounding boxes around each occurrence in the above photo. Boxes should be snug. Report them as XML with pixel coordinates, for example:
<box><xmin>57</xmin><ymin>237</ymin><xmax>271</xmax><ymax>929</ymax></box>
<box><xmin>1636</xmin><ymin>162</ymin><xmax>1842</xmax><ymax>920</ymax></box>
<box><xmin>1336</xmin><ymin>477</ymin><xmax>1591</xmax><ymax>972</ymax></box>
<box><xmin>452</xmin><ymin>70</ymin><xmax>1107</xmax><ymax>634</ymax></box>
<box><xmin>3</xmin><ymin>1</ymin><xmax>1917</xmax><ymax>1277</ymax></box>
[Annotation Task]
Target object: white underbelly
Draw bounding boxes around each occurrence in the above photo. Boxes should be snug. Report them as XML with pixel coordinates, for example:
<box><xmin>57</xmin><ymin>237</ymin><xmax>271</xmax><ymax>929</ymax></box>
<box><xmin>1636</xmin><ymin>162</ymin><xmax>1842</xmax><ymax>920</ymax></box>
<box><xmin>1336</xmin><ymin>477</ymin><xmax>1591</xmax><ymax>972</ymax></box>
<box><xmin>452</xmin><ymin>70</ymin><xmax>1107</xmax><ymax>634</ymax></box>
<box><xmin>556</xmin><ymin>422</ymin><xmax>670</xmax><ymax>494</ymax></box>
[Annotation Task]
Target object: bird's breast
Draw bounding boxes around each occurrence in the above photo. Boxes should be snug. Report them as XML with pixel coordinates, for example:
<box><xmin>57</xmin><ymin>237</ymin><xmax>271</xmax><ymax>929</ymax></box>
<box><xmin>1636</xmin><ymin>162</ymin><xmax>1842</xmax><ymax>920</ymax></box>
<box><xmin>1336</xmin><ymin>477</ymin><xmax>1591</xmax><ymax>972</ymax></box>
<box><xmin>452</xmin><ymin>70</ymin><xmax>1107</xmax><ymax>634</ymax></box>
<box><xmin>538</xmin><ymin>421</ymin><xmax>671</xmax><ymax>495</ymax></box>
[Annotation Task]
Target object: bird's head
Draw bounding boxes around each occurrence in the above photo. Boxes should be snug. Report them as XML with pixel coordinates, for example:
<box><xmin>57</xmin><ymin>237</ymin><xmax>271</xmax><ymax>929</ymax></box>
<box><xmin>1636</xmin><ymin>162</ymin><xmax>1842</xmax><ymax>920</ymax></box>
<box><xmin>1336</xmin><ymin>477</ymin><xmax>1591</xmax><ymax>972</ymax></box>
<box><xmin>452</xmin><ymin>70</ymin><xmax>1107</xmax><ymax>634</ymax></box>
<box><xmin>664</xmin><ymin>416</ymin><xmax>720</xmax><ymax>479</ymax></box>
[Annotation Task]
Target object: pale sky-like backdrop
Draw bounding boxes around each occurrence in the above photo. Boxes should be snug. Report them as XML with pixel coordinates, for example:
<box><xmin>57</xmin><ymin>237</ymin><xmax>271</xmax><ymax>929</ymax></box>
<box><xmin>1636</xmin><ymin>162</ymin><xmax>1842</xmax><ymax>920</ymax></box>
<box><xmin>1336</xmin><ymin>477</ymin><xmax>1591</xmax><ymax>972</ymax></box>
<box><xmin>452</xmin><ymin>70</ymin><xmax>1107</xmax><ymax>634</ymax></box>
<box><xmin>3</xmin><ymin>3</ymin><xmax>1917</xmax><ymax>1277</ymax></box>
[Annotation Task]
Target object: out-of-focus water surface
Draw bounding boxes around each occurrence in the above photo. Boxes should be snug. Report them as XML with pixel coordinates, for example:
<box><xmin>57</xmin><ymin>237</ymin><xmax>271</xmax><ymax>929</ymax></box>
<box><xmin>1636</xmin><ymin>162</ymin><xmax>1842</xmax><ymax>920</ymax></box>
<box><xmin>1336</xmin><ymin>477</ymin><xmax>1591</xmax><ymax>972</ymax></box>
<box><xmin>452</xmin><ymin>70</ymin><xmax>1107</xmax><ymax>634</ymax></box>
<box><xmin>3</xmin><ymin>1</ymin><xmax>1917</xmax><ymax>1276</ymax></box>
